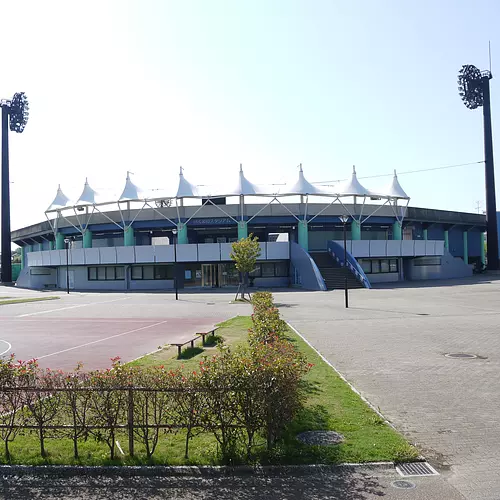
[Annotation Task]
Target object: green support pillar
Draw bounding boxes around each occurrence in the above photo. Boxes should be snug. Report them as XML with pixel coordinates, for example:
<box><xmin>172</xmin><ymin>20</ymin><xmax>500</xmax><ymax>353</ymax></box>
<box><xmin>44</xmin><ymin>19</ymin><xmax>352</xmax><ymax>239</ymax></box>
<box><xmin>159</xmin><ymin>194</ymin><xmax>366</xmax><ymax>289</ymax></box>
<box><xmin>83</xmin><ymin>230</ymin><xmax>93</xmax><ymax>248</ymax></box>
<box><xmin>298</xmin><ymin>221</ymin><xmax>308</xmax><ymax>251</ymax></box>
<box><xmin>21</xmin><ymin>246</ymin><xmax>25</xmax><ymax>269</ymax></box>
<box><xmin>55</xmin><ymin>232</ymin><xmax>65</xmax><ymax>250</ymax></box>
<box><xmin>237</xmin><ymin>221</ymin><xmax>248</xmax><ymax>240</ymax></box>
<box><xmin>392</xmin><ymin>222</ymin><xmax>402</xmax><ymax>240</ymax></box>
<box><xmin>444</xmin><ymin>230</ymin><xmax>449</xmax><ymax>251</ymax></box>
<box><xmin>480</xmin><ymin>232</ymin><xmax>486</xmax><ymax>266</ymax></box>
<box><xmin>463</xmin><ymin>231</ymin><xmax>468</xmax><ymax>264</ymax></box>
<box><xmin>49</xmin><ymin>240</ymin><xmax>55</xmax><ymax>250</ymax></box>
<box><xmin>124</xmin><ymin>226</ymin><xmax>135</xmax><ymax>246</ymax></box>
<box><xmin>177</xmin><ymin>223</ymin><xmax>188</xmax><ymax>244</ymax></box>
<box><xmin>351</xmin><ymin>220</ymin><xmax>361</xmax><ymax>240</ymax></box>
<box><xmin>423</xmin><ymin>228</ymin><xmax>428</xmax><ymax>241</ymax></box>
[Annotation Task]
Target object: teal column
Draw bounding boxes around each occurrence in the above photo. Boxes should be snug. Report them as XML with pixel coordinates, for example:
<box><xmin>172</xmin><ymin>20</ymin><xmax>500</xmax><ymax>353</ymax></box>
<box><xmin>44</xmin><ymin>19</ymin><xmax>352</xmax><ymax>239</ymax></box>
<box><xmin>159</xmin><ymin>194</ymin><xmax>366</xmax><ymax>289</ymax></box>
<box><xmin>423</xmin><ymin>228</ymin><xmax>428</xmax><ymax>240</ymax></box>
<box><xmin>298</xmin><ymin>221</ymin><xmax>308</xmax><ymax>251</ymax></box>
<box><xmin>480</xmin><ymin>232</ymin><xmax>486</xmax><ymax>266</ymax></box>
<box><xmin>237</xmin><ymin>221</ymin><xmax>248</xmax><ymax>240</ymax></box>
<box><xmin>49</xmin><ymin>240</ymin><xmax>55</xmax><ymax>250</ymax></box>
<box><xmin>124</xmin><ymin>226</ymin><xmax>135</xmax><ymax>246</ymax></box>
<box><xmin>29</xmin><ymin>244</ymin><xmax>34</xmax><ymax>253</ymax></box>
<box><xmin>392</xmin><ymin>222</ymin><xmax>402</xmax><ymax>240</ymax></box>
<box><xmin>21</xmin><ymin>246</ymin><xmax>25</xmax><ymax>269</ymax></box>
<box><xmin>444</xmin><ymin>230</ymin><xmax>449</xmax><ymax>251</ymax></box>
<box><xmin>177</xmin><ymin>223</ymin><xmax>188</xmax><ymax>244</ymax></box>
<box><xmin>463</xmin><ymin>231</ymin><xmax>468</xmax><ymax>264</ymax></box>
<box><xmin>351</xmin><ymin>220</ymin><xmax>361</xmax><ymax>240</ymax></box>
<box><xmin>83</xmin><ymin>230</ymin><xmax>92</xmax><ymax>248</ymax></box>
<box><xmin>55</xmin><ymin>232</ymin><xmax>65</xmax><ymax>250</ymax></box>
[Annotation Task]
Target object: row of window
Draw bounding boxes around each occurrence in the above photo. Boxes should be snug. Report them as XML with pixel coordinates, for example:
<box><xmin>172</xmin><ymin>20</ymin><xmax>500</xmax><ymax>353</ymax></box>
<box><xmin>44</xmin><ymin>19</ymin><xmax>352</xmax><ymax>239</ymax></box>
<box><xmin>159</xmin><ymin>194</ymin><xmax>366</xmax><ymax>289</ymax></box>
<box><xmin>131</xmin><ymin>265</ymin><xmax>174</xmax><ymax>280</ymax></box>
<box><xmin>359</xmin><ymin>259</ymin><xmax>399</xmax><ymax>274</ymax></box>
<box><xmin>249</xmin><ymin>262</ymin><xmax>289</xmax><ymax>278</ymax></box>
<box><xmin>88</xmin><ymin>266</ymin><xmax>125</xmax><ymax>281</ymax></box>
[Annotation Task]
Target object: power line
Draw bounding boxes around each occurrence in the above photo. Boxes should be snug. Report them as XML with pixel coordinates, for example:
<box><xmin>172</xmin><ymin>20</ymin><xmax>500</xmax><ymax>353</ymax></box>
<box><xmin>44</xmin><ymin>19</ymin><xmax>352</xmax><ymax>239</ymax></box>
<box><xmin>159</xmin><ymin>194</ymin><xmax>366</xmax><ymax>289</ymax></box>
<box><xmin>314</xmin><ymin>160</ymin><xmax>484</xmax><ymax>185</ymax></box>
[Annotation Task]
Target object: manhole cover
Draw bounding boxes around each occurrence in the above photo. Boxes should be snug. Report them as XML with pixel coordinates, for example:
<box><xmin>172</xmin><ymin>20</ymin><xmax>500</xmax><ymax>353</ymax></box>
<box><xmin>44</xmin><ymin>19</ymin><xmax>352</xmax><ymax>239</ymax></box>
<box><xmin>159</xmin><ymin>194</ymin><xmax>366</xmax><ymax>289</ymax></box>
<box><xmin>296</xmin><ymin>430</ymin><xmax>344</xmax><ymax>446</ymax></box>
<box><xmin>396</xmin><ymin>462</ymin><xmax>439</xmax><ymax>477</ymax></box>
<box><xmin>444</xmin><ymin>353</ymin><xmax>477</xmax><ymax>359</ymax></box>
<box><xmin>391</xmin><ymin>480</ymin><xmax>416</xmax><ymax>489</ymax></box>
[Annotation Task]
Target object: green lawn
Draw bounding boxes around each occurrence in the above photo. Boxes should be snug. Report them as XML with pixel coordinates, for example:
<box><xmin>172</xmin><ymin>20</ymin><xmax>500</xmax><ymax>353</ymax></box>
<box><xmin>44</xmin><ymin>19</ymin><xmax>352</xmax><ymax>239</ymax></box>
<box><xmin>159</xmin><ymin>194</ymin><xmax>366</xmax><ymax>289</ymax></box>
<box><xmin>0</xmin><ymin>296</ymin><xmax>60</xmax><ymax>306</ymax></box>
<box><xmin>0</xmin><ymin>315</ymin><xmax>418</xmax><ymax>465</ymax></box>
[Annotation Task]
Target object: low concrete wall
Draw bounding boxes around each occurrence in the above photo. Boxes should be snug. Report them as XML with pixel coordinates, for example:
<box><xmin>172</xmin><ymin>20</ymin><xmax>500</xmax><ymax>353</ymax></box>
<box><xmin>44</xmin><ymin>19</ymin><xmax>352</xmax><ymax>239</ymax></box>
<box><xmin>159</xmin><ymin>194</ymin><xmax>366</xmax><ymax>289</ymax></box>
<box><xmin>290</xmin><ymin>243</ymin><xmax>326</xmax><ymax>291</ymax></box>
<box><xmin>404</xmin><ymin>251</ymin><xmax>473</xmax><ymax>281</ymax></box>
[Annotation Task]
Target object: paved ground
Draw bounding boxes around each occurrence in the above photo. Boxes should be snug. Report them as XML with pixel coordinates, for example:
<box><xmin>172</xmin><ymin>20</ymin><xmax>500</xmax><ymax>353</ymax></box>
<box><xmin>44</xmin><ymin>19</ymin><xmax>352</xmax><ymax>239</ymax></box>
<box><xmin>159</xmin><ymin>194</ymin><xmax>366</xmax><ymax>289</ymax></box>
<box><xmin>274</xmin><ymin>276</ymin><xmax>500</xmax><ymax>500</ymax></box>
<box><xmin>2</xmin><ymin>277</ymin><xmax>500</xmax><ymax>498</ymax></box>
<box><xmin>0</xmin><ymin>465</ymin><xmax>465</xmax><ymax>500</ymax></box>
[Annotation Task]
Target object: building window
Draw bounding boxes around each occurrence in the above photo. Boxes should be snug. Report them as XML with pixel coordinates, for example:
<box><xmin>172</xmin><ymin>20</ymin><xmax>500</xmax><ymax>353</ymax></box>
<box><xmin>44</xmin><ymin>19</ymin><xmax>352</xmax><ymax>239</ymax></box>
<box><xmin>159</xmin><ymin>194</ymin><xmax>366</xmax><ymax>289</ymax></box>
<box><xmin>262</xmin><ymin>263</ymin><xmax>275</xmax><ymax>277</ymax></box>
<box><xmin>359</xmin><ymin>259</ymin><xmax>371</xmax><ymax>274</ymax></box>
<box><xmin>249</xmin><ymin>261</ymin><xmax>288</xmax><ymax>278</ymax></box>
<box><xmin>359</xmin><ymin>259</ymin><xmax>398</xmax><ymax>274</ymax></box>
<box><xmin>275</xmin><ymin>262</ymin><xmax>288</xmax><ymax>277</ymax></box>
<box><xmin>389</xmin><ymin>259</ymin><xmax>398</xmax><ymax>272</ymax></box>
<box><xmin>88</xmin><ymin>266</ymin><xmax>125</xmax><ymax>281</ymax></box>
<box><xmin>131</xmin><ymin>265</ymin><xmax>174</xmax><ymax>280</ymax></box>
<box><xmin>380</xmin><ymin>259</ymin><xmax>390</xmax><ymax>273</ymax></box>
<box><xmin>414</xmin><ymin>257</ymin><xmax>441</xmax><ymax>266</ymax></box>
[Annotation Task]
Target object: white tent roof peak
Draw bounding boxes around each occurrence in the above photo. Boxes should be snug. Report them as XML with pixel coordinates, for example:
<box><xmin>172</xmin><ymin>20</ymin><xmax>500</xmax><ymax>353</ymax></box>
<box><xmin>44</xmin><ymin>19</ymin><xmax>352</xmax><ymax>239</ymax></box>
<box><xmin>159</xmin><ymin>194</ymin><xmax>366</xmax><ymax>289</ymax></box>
<box><xmin>281</xmin><ymin>164</ymin><xmax>325</xmax><ymax>196</ymax></box>
<box><xmin>335</xmin><ymin>165</ymin><xmax>371</xmax><ymax>197</ymax></box>
<box><xmin>385</xmin><ymin>170</ymin><xmax>409</xmax><ymax>199</ymax></box>
<box><xmin>119</xmin><ymin>172</ymin><xmax>143</xmax><ymax>201</ymax></box>
<box><xmin>176</xmin><ymin>167</ymin><xmax>199</xmax><ymax>198</ymax></box>
<box><xmin>76</xmin><ymin>178</ymin><xmax>98</xmax><ymax>206</ymax></box>
<box><xmin>47</xmin><ymin>184</ymin><xmax>71</xmax><ymax>211</ymax></box>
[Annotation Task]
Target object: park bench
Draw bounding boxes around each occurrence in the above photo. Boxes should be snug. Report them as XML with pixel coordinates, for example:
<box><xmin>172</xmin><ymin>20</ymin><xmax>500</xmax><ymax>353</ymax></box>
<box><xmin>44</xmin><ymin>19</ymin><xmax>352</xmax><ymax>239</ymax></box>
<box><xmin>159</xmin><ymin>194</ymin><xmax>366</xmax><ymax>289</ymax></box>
<box><xmin>196</xmin><ymin>326</ymin><xmax>219</xmax><ymax>346</ymax></box>
<box><xmin>171</xmin><ymin>336</ymin><xmax>201</xmax><ymax>359</ymax></box>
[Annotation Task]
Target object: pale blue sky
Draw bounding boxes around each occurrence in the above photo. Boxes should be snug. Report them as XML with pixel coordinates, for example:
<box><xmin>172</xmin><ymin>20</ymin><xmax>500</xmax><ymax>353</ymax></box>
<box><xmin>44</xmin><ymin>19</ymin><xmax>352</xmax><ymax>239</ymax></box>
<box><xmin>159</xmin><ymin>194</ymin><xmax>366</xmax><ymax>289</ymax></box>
<box><xmin>2</xmin><ymin>0</ymin><xmax>499</xmax><ymax>229</ymax></box>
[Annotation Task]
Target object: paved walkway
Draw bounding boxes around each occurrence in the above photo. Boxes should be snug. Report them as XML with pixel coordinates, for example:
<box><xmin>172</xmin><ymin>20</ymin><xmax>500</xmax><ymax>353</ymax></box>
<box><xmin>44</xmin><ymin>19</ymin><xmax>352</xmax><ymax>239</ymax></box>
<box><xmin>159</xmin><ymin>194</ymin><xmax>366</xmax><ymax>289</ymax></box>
<box><xmin>275</xmin><ymin>277</ymin><xmax>500</xmax><ymax>500</ymax></box>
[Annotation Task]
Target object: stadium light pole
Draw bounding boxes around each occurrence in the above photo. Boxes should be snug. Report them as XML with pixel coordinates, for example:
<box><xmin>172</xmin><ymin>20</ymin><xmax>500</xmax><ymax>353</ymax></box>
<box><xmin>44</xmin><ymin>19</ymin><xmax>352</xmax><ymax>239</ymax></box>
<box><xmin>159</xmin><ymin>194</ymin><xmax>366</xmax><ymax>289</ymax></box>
<box><xmin>458</xmin><ymin>65</ymin><xmax>498</xmax><ymax>269</ymax></box>
<box><xmin>172</xmin><ymin>228</ymin><xmax>178</xmax><ymax>300</ymax></box>
<box><xmin>1</xmin><ymin>93</ymin><xmax>29</xmax><ymax>283</ymax></box>
<box><xmin>339</xmin><ymin>215</ymin><xmax>350</xmax><ymax>308</ymax></box>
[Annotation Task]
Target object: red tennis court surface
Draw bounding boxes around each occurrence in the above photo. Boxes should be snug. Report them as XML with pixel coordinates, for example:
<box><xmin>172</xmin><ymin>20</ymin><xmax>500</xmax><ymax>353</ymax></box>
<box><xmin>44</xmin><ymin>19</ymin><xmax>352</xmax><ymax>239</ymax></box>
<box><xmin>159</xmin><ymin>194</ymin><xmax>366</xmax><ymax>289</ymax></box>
<box><xmin>0</xmin><ymin>316</ymin><xmax>226</xmax><ymax>371</ymax></box>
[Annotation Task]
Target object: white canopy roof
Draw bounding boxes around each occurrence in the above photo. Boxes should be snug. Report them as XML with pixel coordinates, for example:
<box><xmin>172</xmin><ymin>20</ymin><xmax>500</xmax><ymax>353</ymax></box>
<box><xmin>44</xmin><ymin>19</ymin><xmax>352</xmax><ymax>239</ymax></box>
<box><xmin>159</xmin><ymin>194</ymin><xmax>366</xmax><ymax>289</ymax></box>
<box><xmin>176</xmin><ymin>167</ymin><xmax>200</xmax><ymax>198</ymax></box>
<box><xmin>76</xmin><ymin>178</ymin><xmax>98</xmax><ymax>206</ymax></box>
<box><xmin>46</xmin><ymin>185</ymin><xmax>72</xmax><ymax>211</ymax></box>
<box><xmin>335</xmin><ymin>166</ymin><xmax>372</xmax><ymax>197</ymax></box>
<box><xmin>119</xmin><ymin>172</ymin><xmax>145</xmax><ymax>201</ymax></box>
<box><xmin>384</xmin><ymin>170</ymin><xmax>409</xmax><ymax>199</ymax></box>
<box><xmin>280</xmin><ymin>165</ymin><xmax>327</xmax><ymax>196</ymax></box>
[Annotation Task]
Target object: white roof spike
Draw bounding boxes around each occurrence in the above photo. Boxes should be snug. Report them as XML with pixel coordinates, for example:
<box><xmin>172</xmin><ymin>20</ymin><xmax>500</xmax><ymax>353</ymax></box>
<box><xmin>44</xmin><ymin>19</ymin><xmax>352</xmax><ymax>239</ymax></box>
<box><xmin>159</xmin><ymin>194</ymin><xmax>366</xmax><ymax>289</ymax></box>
<box><xmin>176</xmin><ymin>168</ymin><xmax>199</xmax><ymax>198</ymax></box>
<box><xmin>281</xmin><ymin>165</ymin><xmax>326</xmax><ymax>196</ymax></box>
<box><xmin>385</xmin><ymin>170</ymin><xmax>410</xmax><ymax>199</ymax></box>
<box><xmin>335</xmin><ymin>166</ymin><xmax>371</xmax><ymax>197</ymax></box>
<box><xmin>119</xmin><ymin>172</ymin><xmax>144</xmax><ymax>201</ymax></box>
<box><xmin>46</xmin><ymin>185</ymin><xmax>72</xmax><ymax>212</ymax></box>
<box><xmin>76</xmin><ymin>178</ymin><xmax>98</xmax><ymax>206</ymax></box>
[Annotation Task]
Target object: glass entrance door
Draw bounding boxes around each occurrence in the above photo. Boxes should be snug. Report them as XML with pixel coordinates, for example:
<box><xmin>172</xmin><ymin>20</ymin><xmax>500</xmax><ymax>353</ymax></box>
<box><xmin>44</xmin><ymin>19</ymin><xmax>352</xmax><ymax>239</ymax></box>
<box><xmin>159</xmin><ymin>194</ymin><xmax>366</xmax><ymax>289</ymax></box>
<box><xmin>201</xmin><ymin>264</ymin><xmax>218</xmax><ymax>287</ymax></box>
<box><xmin>202</xmin><ymin>264</ymin><xmax>239</xmax><ymax>287</ymax></box>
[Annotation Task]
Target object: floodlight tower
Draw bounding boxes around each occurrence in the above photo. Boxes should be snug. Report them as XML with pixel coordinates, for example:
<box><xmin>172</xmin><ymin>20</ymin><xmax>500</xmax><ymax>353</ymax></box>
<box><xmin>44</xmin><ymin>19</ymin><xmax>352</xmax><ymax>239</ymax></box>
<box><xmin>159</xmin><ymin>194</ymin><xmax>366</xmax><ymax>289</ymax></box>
<box><xmin>1</xmin><ymin>92</ymin><xmax>29</xmax><ymax>283</ymax></box>
<box><xmin>458</xmin><ymin>65</ymin><xmax>498</xmax><ymax>270</ymax></box>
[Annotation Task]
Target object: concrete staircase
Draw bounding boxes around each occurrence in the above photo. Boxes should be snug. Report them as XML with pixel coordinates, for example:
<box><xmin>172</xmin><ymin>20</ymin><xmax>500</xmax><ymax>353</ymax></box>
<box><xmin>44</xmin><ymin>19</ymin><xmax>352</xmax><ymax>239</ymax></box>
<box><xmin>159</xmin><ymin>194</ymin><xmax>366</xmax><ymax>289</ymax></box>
<box><xmin>311</xmin><ymin>252</ymin><xmax>364</xmax><ymax>290</ymax></box>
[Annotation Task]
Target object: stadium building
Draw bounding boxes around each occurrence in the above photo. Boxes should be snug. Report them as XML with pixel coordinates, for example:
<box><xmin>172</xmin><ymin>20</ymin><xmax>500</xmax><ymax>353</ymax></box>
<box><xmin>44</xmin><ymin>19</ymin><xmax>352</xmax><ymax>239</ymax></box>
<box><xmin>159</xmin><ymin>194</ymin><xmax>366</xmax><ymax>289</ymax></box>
<box><xmin>11</xmin><ymin>166</ymin><xmax>485</xmax><ymax>291</ymax></box>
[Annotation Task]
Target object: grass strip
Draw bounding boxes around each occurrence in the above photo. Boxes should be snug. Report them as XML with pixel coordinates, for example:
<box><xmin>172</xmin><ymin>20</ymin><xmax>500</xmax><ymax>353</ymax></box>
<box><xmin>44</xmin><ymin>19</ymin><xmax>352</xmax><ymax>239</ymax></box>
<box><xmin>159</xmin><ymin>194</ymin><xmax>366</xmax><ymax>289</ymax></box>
<box><xmin>0</xmin><ymin>296</ymin><xmax>60</xmax><ymax>306</ymax></box>
<box><xmin>0</xmin><ymin>315</ymin><xmax>418</xmax><ymax>465</ymax></box>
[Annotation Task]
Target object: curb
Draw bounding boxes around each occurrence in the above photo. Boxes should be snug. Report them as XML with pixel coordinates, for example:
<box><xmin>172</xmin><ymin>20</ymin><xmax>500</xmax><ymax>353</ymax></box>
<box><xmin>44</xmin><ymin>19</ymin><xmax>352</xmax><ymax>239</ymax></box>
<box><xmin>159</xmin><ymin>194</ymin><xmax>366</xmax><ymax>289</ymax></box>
<box><xmin>0</xmin><ymin>462</ymin><xmax>396</xmax><ymax>478</ymax></box>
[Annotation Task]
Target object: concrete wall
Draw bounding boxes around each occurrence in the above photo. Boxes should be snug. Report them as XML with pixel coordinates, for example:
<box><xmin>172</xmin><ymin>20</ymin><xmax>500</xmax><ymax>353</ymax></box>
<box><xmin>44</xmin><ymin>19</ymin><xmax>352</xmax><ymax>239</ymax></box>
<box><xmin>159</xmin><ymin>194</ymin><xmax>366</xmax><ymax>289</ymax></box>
<box><xmin>404</xmin><ymin>251</ymin><xmax>473</xmax><ymax>281</ymax></box>
<box><xmin>290</xmin><ymin>243</ymin><xmax>326</xmax><ymax>291</ymax></box>
<box><xmin>366</xmin><ymin>272</ymin><xmax>399</xmax><ymax>283</ymax></box>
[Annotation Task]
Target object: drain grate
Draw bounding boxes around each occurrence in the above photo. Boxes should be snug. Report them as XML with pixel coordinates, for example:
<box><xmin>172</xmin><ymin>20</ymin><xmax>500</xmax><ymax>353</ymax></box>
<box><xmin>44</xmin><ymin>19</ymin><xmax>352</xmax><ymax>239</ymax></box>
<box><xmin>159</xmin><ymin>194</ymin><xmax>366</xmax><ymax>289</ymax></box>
<box><xmin>444</xmin><ymin>353</ymin><xmax>477</xmax><ymax>359</ymax></box>
<box><xmin>396</xmin><ymin>462</ymin><xmax>439</xmax><ymax>477</ymax></box>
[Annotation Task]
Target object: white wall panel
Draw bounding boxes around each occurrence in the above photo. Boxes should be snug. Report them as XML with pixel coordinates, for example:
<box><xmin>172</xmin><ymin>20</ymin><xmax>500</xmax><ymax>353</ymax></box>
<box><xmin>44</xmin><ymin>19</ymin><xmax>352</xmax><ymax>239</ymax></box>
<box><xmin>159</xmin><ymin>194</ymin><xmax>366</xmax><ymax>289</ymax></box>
<box><xmin>220</xmin><ymin>243</ymin><xmax>232</xmax><ymax>261</ymax></box>
<box><xmin>41</xmin><ymin>251</ymin><xmax>51</xmax><ymax>266</ymax></box>
<box><xmin>84</xmin><ymin>248</ymin><xmax>100</xmax><ymax>265</ymax></box>
<box><xmin>386</xmin><ymin>240</ymin><xmax>402</xmax><ymax>257</ymax></box>
<box><xmin>434</xmin><ymin>240</ymin><xmax>445</xmax><ymax>255</ymax></box>
<box><xmin>401</xmin><ymin>240</ymin><xmax>414</xmax><ymax>256</ymax></box>
<box><xmin>49</xmin><ymin>250</ymin><xmax>62</xmax><ymax>266</ymax></box>
<box><xmin>135</xmin><ymin>246</ymin><xmax>155</xmax><ymax>263</ymax></box>
<box><xmin>155</xmin><ymin>245</ymin><xmax>174</xmax><ymax>263</ymax></box>
<box><xmin>177</xmin><ymin>244</ymin><xmax>198</xmax><ymax>262</ymax></box>
<box><xmin>198</xmin><ymin>243</ymin><xmax>221</xmax><ymax>261</ymax></box>
<box><xmin>257</xmin><ymin>242</ymin><xmax>267</xmax><ymax>261</ymax></box>
<box><xmin>425</xmin><ymin>240</ymin><xmax>436</xmax><ymax>256</ymax></box>
<box><xmin>369</xmin><ymin>240</ymin><xmax>387</xmax><ymax>257</ymax></box>
<box><xmin>351</xmin><ymin>240</ymin><xmax>370</xmax><ymax>257</ymax></box>
<box><xmin>414</xmin><ymin>240</ymin><xmax>426</xmax><ymax>256</ymax></box>
<box><xmin>70</xmin><ymin>248</ymin><xmax>85</xmax><ymax>265</ymax></box>
<box><xmin>99</xmin><ymin>247</ymin><xmax>117</xmax><ymax>264</ymax></box>
<box><xmin>116</xmin><ymin>246</ymin><xmax>135</xmax><ymax>264</ymax></box>
<box><xmin>266</xmin><ymin>242</ymin><xmax>289</xmax><ymax>259</ymax></box>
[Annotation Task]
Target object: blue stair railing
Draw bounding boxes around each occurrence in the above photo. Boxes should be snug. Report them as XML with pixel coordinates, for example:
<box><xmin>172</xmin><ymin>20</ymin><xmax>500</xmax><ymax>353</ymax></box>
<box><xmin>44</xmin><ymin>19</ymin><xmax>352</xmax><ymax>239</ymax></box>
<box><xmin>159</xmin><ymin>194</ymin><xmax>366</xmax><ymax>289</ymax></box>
<box><xmin>326</xmin><ymin>241</ymin><xmax>371</xmax><ymax>289</ymax></box>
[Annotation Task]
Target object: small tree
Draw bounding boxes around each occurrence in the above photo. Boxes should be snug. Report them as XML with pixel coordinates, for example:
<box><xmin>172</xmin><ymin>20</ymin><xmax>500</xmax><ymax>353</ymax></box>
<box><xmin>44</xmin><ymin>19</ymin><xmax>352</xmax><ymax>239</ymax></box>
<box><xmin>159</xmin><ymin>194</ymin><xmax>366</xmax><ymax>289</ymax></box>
<box><xmin>230</xmin><ymin>234</ymin><xmax>261</xmax><ymax>300</ymax></box>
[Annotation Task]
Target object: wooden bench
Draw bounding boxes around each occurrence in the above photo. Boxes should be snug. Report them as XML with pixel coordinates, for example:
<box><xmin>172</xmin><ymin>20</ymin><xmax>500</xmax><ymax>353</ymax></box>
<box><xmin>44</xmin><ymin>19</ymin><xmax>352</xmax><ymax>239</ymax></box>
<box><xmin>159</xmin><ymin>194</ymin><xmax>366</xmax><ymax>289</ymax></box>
<box><xmin>171</xmin><ymin>336</ymin><xmax>201</xmax><ymax>359</ymax></box>
<box><xmin>196</xmin><ymin>327</ymin><xmax>219</xmax><ymax>346</ymax></box>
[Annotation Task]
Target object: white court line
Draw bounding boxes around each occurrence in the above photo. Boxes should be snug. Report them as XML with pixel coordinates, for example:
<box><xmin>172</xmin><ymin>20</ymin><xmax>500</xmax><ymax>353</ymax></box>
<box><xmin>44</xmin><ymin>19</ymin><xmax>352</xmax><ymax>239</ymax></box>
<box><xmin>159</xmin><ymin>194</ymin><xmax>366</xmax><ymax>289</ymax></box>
<box><xmin>17</xmin><ymin>297</ymin><xmax>129</xmax><ymax>318</ymax></box>
<box><xmin>0</xmin><ymin>340</ymin><xmax>12</xmax><ymax>356</ymax></box>
<box><xmin>36</xmin><ymin>319</ymin><xmax>170</xmax><ymax>361</ymax></box>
